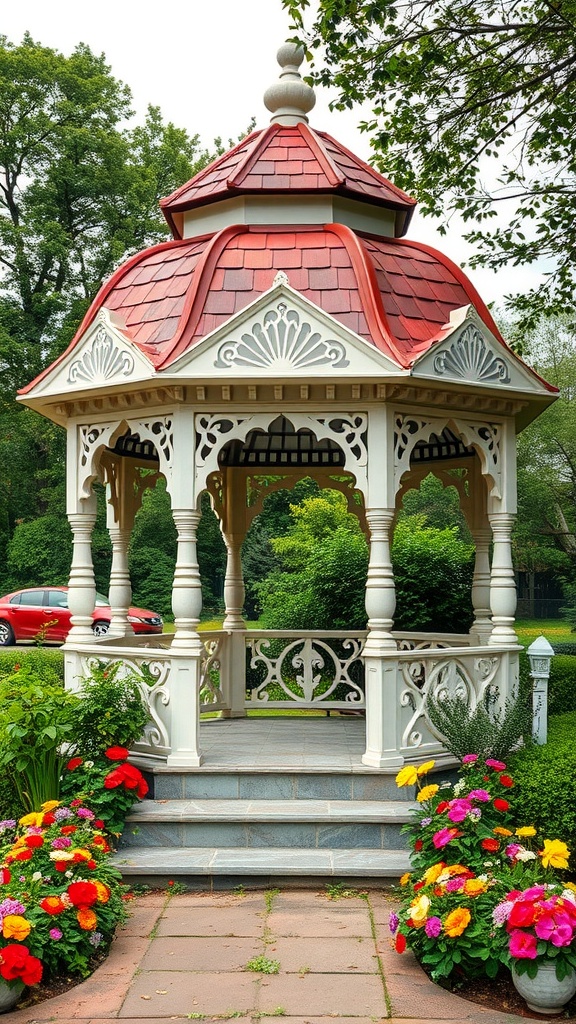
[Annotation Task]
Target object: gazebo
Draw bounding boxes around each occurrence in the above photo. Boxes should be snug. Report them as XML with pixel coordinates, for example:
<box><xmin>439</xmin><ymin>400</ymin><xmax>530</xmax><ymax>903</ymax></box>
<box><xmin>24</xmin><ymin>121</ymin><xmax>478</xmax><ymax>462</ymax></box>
<box><xmin>19</xmin><ymin>45</ymin><xmax>556</xmax><ymax>774</ymax></box>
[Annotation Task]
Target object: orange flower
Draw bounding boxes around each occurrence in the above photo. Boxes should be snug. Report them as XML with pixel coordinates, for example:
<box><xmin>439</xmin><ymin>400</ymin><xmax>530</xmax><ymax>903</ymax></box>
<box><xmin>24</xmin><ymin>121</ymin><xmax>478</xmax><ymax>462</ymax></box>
<box><xmin>77</xmin><ymin>908</ymin><xmax>97</xmax><ymax>931</ymax></box>
<box><xmin>93</xmin><ymin>881</ymin><xmax>111</xmax><ymax>904</ymax></box>
<box><xmin>493</xmin><ymin>827</ymin><xmax>513</xmax><ymax>837</ymax></box>
<box><xmin>2</xmin><ymin>915</ymin><xmax>31</xmax><ymax>941</ymax></box>
<box><xmin>463</xmin><ymin>878</ymin><xmax>487</xmax><ymax>897</ymax></box>
<box><xmin>444</xmin><ymin>908</ymin><xmax>471</xmax><ymax>938</ymax></box>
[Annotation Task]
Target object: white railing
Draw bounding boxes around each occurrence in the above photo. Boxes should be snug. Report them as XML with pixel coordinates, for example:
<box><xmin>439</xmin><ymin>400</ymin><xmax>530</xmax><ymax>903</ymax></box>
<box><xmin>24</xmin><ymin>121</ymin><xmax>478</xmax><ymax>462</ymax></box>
<box><xmin>246</xmin><ymin>630</ymin><xmax>367</xmax><ymax>709</ymax></box>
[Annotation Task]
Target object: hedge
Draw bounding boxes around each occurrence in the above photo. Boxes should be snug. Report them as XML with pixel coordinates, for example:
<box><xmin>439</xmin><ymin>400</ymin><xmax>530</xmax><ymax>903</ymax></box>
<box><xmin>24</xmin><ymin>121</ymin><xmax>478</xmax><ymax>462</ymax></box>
<box><xmin>0</xmin><ymin>648</ymin><xmax>64</xmax><ymax>684</ymax></box>
<box><xmin>511</xmin><ymin>712</ymin><xmax>576</xmax><ymax>852</ymax></box>
<box><xmin>519</xmin><ymin>650</ymin><xmax>576</xmax><ymax>716</ymax></box>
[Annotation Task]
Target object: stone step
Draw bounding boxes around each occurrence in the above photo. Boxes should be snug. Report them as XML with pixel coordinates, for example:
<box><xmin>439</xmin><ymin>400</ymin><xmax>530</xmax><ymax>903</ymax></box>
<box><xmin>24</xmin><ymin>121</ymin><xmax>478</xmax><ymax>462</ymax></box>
<box><xmin>145</xmin><ymin>767</ymin><xmax>413</xmax><ymax>802</ymax></box>
<box><xmin>120</xmin><ymin>798</ymin><xmax>417</xmax><ymax>851</ymax></box>
<box><xmin>112</xmin><ymin>845</ymin><xmax>411</xmax><ymax>887</ymax></box>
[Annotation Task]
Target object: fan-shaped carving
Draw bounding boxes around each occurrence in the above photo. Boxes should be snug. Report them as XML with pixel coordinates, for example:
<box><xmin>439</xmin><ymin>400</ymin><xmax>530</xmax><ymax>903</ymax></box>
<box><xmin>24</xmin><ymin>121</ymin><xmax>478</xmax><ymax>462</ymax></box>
<box><xmin>433</xmin><ymin>325</ymin><xmax>510</xmax><ymax>384</ymax></box>
<box><xmin>68</xmin><ymin>327</ymin><xmax>134</xmax><ymax>384</ymax></box>
<box><xmin>214</xmin><ymin>302</ymin><xmax>349</xmax><ymax>370</ymax></box>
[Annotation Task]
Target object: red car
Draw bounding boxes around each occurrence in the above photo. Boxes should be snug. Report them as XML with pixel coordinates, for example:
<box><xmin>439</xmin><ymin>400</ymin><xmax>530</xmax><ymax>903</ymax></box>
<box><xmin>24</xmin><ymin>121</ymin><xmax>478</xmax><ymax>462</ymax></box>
<box><xmin>0</xmin><ymin>587</ymin><xmax>163</xmax><ymax>645</ymax></box>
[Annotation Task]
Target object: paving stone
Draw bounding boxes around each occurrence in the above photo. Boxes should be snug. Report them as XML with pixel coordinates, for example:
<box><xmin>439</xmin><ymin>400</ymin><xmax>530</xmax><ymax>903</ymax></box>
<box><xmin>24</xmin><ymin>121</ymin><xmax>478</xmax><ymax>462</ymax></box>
<box><xmin>258</xmin><ymin>971</ymin><xmax>388</xmax><ymax>1017</ymax></box>
<box><xmin>268</xmin><ymin>907</ymin><xmax>373</xmax><ymax>938</ymax></box>
<box><xmin>139</xmin><ymin>935</ymin><xmax>262</xmax><ymax>971</ymax></box>
<box><xmin>119</xmin><ymin>970</ymin><xmax>259</xmax><ymax>1017</ymax></box>
<box><xmin>156</xmin><ymin>904</ymin><xmax>265</xmax><ymax>937</ymax></box>
<box><xmin>265</xmin><ymin>935</ymin><xmax>379</xmax><ymax>973</ymax></box>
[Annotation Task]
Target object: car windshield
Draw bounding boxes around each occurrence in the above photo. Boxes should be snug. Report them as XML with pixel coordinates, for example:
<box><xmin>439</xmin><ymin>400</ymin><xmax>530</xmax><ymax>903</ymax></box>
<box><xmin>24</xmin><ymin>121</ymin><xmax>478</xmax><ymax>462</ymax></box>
<box><xmin>95</xmin><ymin>593</ymin><xmax>110</xmax><ymax>607</ymax></box>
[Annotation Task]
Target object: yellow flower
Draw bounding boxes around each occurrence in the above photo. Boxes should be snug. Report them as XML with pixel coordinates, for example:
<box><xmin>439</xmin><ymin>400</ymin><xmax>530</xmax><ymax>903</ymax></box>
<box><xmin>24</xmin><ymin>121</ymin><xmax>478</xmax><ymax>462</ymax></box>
<box><xmin>417</xmin><ymin>784</ymin><xmax>439</xmax><ymax>803</ymax></box>
<box><xmin>395</xmin><ymin>766</ymin><xmax>418</xmax><ymax>788</ymax></box>
<box><xmin>446</xmin><ymin>864</ymin><xmax>468</xmax><ymax>875</ymax></box>
<box><xmin>540</xmin><ymin>839</ymin><xmax>570</xmax><ymax>870</ymax></box>
<box><xmin>49</xmin><ymin>850</ymin><xmax>74</xmax><ymax>861</ymax></box>
<box><xmin>423</xmin><ymin>862</ymin><xmax>446</xmax><ymax>886</ymax></box>
<box><xmin>410</xmin><ymin>894</ymin><xmax>430</xmax><ymax>927</ymax></box>
<box><xmin>516</xmin><ymin>826</ymin><xmax>537</xmax><ymax>838</ymax></box>
<box><xmin>71</xmin><ymin>848</ymin><xmax>92</xmax><ymax>861</ymax></box>
<box><xmin>564</xmin><ymin>882</ymin><xmax>576</xmax><ymax>894</ymax></box>
<box><xmin>40</xmin><ymin>800</ymin><xmax>60</xmax><ymax>812</ymax></box>
<box><xmin>399</xmin><ymin>872</ymin><xmax>411</xmax><ymax>886</ymax></box>
<box><xmin>444</xmin><ymin>907</ymin><xmax>471</xmax><ymax>938</ymax></box>
<box><xmin>18</xmin><ymin>812</ymin><xmax>44</xmax><ymax>827</ymax></box>
<box><xmin>93</xmin><ymin>881</ymin><xmax>111</xmax><ymax>903</ymax></box>
<box><xmin>464</xmin><ymin>878</ymin><xmax>487</xmax><ymax>897</ymax></box>
<box><xmin>416</xmin><ymin>760</ymin><xmax>436</xmax><ymax>776</ymax></box>
<box><xmin>493</xmin><ymin>827</ymin><xmax>513</xmax><ymax>837</ymax></box>
<box><xmin>2</xmin><ymin>915</ymin><xmax>31</xmax><ymax>941</ymax></box>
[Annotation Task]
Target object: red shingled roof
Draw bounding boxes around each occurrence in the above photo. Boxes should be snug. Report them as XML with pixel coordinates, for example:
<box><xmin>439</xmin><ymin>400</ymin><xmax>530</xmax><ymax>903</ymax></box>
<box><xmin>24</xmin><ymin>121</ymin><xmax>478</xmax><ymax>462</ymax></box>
<box><xmin>160</xmin><ymin>123</ymin><xmax>416</xmax><ymax>238</ymax></box>
<box><xmin>22</xmin><ymin>223</ymin><xmax>518</xmax><ymax>397</ymax></box>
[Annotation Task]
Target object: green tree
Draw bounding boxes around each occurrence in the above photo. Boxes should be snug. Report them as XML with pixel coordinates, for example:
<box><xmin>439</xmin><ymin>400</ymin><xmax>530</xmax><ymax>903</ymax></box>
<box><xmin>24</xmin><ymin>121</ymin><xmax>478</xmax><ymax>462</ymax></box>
<box><xmin>284</xmin><ymin>0</ymin><xmax>576</xmax><ymax>327</ymax></box>
<box><xmin>392</xmin><ymin>515</ymin><xmax>474</xmax><ymax>632</ymax></box>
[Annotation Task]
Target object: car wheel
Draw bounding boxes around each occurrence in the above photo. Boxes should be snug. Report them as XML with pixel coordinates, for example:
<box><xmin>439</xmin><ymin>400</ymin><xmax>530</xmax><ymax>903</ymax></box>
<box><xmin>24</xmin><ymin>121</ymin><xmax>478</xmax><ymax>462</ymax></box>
<box><xmin>92</xmin><ymin>620</ymin><xmax>110</xmax><ymax>638</ymax></box>
<box><xmin>0</xmin><ymin>621</ymin><xmax>15</xmax><ymax>646</ymax></box>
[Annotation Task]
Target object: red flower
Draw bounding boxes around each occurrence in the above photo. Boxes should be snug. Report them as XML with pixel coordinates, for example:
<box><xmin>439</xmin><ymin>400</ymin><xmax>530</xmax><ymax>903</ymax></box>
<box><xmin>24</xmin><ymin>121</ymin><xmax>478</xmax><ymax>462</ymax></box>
<box><xmin>414</xmin><ymin>839</ymin><xmax>423</xmax><ymax>851</ymax></box>
<box><xmin>508</xmin><ymin>900</ymin><xmax>538</xmax><ymax>929</ymax></box>
<box><xmin>43</xmin><ymin>813</ymin><xmax>56</xmax><ymax>825</ymax></box>
<box><xmin>493</xmin><ymin>798</ymin><xmax>510</xmax><ymax>812</ymax></box>
<box><xmin>25</xmin><ymin>835</ymin><xmax>44</xmax><ymax>849</ymax></box>
<box><xmin>67</xmin><ymin>757</ymin><xmax>83</xmax><ymax>771</ymax></box>
<box><xmin>14</xmin><ymin>849</ymin><xmax>33</xmax><ymax>862</ymax></box>
<box><xmin>87</xmin><ymin>860</ymin><xmax>97</xmax><ymax>870</ymax></box>
<box><xmin>61</xmin><ymin>826</ymin><xmax>77</xmax><ymax>835</ymax></box>
<box><xmin>67</xmin><ymin>881</ymin><xmax>98</xmax><ymax>908</ymax></box>
<box><xmin>499</xmin><ymin>775</ymin><xmax>514</xmax><ymax>788</ymax></box>
<box><xmin>0</xmin><ymin>869</ymin><xmax>10</xmax><ymax>885</ymax></box>
<box><xmin>104</xmin><ymin>762</ymin><xmax>148</xmax><ymax>796</ymax></box>
<box><xmin>436</xmin><ymin>801</ymin><xmax>450</xmax><ymax>814</ymax></box>
<box><xmin>39</xmin><ymin>896</ymin><xmax>66</xmax><ymax>915</ymax></box>
<box><xmin>414</xmin><ymin>881</ymin><xmax>425</xmax><ymax>891</ymax></box>
<box><xmin>137</xmin><ymin>776</ymin><xmax>149</xmax><ymax>799</ymax></box>
<box><xmin>395</xmin><ymin>933</ymin><xmax>406</xmax><ymax>953</ymax></box>
<box><xmin>54</xmin><ymin>861</ymin><xmax>68</xmax><ymax>872</ymax></box>
<box><xmin>105</xmin><ymin>746</ymin><xmax>130</xmax><ymax>761</ymax></box>
<box><xmin>94</xmin><ymin>820</ymin><xmax>105</xmax><ymax>829</ymax></box>
<box><xmin>0</xmin><ymin>945</ymin><xmax>43</xmax><ymax>986</ymax></box>
<box><xmin>481</xmin><ymin>838</ymin><xmax>500</xmax><ymax>852</ymax></box>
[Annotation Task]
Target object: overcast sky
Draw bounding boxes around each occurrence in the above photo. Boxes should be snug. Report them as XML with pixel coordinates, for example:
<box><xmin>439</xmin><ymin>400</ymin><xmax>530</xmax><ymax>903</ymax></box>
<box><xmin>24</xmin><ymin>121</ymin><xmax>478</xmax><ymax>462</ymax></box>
<box><xmin>3</xmin><ymin>0</ymin><xmax>543</xmax><ymax>312</ymax></box>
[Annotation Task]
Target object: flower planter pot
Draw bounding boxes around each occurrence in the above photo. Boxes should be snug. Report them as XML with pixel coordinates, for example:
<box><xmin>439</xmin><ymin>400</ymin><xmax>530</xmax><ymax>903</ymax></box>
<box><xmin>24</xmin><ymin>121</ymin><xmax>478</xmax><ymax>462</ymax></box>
<box><xmin>0</xmin><ymin>979</ymin><xmax>24</xmax><ymax>1013</ymax></box>
<box><xmin>512</xmin><ymin>963</ymin><xmax>576</xmax><ymax>1015</ymax></box>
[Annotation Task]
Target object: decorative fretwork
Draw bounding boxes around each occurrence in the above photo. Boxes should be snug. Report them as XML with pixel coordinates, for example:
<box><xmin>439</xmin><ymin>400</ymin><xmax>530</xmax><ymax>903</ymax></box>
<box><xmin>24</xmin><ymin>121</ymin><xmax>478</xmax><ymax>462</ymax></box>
<box><xmin>215</xmin><ymin>301</ymin><xmax>349</xmax><ymax>371</ymax></box>
<box><xmin>80</xmin><ymin>426</ymin><xmax>107</xmax><ymax>470</ymax></box>
<box><xmin>78</xmin><ymin>417</ymin><xmax>174</xmax><ymax>500</ymax></box>
<box><xmin>393</xmin><ymin>413</ymin><xmax>501</xmax><ymax>500</ymax></box>
<box><xmin>247</xmin><ymin>633</ymin><xmax>365</xmax><ymax>707</ymax></box>
<box><xmin>199</xmin><ymin>635</ymin><xmax>224</xmax><ymax>708</ymax></box>
<box><xmin>398</xmin><ymin>650</ymin><xmax>501</xmax><ymax>750</ymax></box>
<box><xmin>434</xmin><ymin>325</ymin><xmax>510</xmax><ymax>384</ymax></box>
<box><xmin>68</xmin><ymin>326</ymin><xmax>134</xmax><ymax>385</ymax></box>
<box><xmin>82</xmin><ymin>655</ymin><xmax>170</xmax><ymax>754</ymax></box>
<box><xmin>195</xmin><ymin>415</ymin><xmax>249</xmax><ymax>467</ymax></box>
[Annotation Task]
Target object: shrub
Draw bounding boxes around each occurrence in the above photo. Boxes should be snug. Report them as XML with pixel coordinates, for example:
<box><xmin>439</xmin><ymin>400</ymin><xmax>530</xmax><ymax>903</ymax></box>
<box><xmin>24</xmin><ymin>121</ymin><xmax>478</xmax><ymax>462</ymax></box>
<box><xmin>510</xmin><ymin>712</ymin><xmax>576</xmax><ymax>850</ymax></box>
<box><xmin>425</xmin><ymin>691</ymin><xmax>532</xmax><ymax>762</ymax></box>
<box><xmin>69</xmin><ymin>661</ymin><xmax>150</xmax><ymax>758</ymax></box>
<box><xmin>519</xmin><ymin>651</ymin><xmax>576</xmax><ymax>716</ymax></box>
<box><xmin>392</xmin><ymin>516</ymin><xmax>474</xmax><ymax>632</ymax></box>
<box><xmin>0</xmin><ymin>649</ymin><xmax>64</xmax><ymax>685</ymax></box>
<box><xmin>0</xmin><ymin>669</ymin><xmax>79</xmax><ymax>809</ymax></box>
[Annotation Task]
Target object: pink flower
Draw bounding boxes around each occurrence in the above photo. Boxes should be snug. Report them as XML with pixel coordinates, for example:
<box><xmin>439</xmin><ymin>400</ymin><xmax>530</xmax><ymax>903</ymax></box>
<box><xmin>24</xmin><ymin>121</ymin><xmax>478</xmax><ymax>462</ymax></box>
<box><xmin>49</xmin><ymin>928</ymin><xmax>63</xmax><ymax>941</ymax></box>
<box><xmin>468</xmin><ymin>789</ymin><xmax>491</xmax><ymax>802</ymax></box>
<box><xmin>447</xmin><ymin>799</ymin><xmax>473</xmax><ymax>823</ymax></box>
<box><xmin>446</xmin><ymin>877</ymin><xmax>466</xmax><ymax>892</ymax></box>
<box><xmin>462</xmin><ymin>754</ymin><xmax>478</xmax><ymax>763</ymax></box>
<box><xmin>505</xmin><ymin>844</ymin><xmax>522</xmax><ymax>859</ymax></box>
<box><xmin>509</xmin><ymin>929</ymin><xmax>538</xmax><ymax>959</ymax></box>
<box><xmin>535</xmin><ymin>910</ymin><xmax>574</xmax><ymax>947</ymax></box>
<box><xmin>485</xmin><ymin>759</ymin><xmax>506</xmax><ymax>770</ymax></box>
<box><xmin>425</xmin><ymin>916</ymin><xmax>443</xmax><ymax>938</ymax></box>
<box><xmin>432</xmin><ymin>827</ymin><xmax>461</xmax><ymax>849</ymax></box>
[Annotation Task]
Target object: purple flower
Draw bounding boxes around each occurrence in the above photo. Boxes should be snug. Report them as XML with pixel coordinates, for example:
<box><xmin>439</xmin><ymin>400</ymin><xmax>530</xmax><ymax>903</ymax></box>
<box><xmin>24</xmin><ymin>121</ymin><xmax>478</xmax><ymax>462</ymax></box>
<box><xmin>51</xmin><ymin>837</ymin><xmax>72</xmax><ymax>849</ymax></box>
<box><xmin>469</xmin><ymin>789</ymin><xmax>491</xmax><ymax>802</ymax></box>
<box><xmin>389</xmin><ymin>912</ymin><xmax>399</xmax><ymax>935</ymax></box>
<box><xmin>420</xmin><ymin>817</ymin><xmax>432</xmax><ymax>827</ymax></box>
<box><xmin>492</xmin><ymin>901</ymin><xmax>514</xmax><ymax>925</ymax></box>
<box><xmin>0</xmin><ymin>820</ymin><xmax>16</xmax><ymax>831</ymax></box>
<box><xmin>89</xmin><ymin>931</ymin><xmax>103</xmax><ymax>947</ymax></box>
<box><xmin>49</xmin><ymin>928</ymin><xmax>63</xmax><ymax>941</ymax></box>
<box><xmin>76</xmin><ymin>808</ymin><xmax>95</xmax><ymax>820</ymax></box>
<box><xmin>0</xmin><ymin>898</ymin><xmax>26</xmax><ymax>919</ymax></box>
<box><xmin>54</xmin><ymin>807</ymin><xmax>73</xmax><ymax>821</ymax></box>
<box><xmin>425</xmin><ymin>916</ymin><xmax>443</xmax><ymax>938</ymax></box>
<box><xmin>446</xmin><ymin>877</ymin><xmax>465</xmax><ymax>892</ymax></box>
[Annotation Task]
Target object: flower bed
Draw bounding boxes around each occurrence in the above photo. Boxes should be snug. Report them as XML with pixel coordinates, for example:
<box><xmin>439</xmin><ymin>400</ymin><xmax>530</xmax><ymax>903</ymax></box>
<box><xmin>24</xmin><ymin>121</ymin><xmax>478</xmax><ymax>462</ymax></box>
<box><xmin>391</xmin><ymin>755</ymin><xmax>576</xmax><ymax>1007</ymax></box>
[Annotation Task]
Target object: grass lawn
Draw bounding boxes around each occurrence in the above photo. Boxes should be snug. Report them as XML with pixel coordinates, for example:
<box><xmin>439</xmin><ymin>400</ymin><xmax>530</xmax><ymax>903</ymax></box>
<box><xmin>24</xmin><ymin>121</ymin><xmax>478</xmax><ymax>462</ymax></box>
<box><xmin>515</xmin><ymin>619</ymin><xmax>573</xmax><ymax>648</ymax></box>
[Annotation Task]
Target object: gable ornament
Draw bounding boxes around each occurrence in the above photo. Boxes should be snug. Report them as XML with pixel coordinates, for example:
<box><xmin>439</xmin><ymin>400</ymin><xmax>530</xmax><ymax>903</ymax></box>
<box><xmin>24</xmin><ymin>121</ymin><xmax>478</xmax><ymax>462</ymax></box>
<box><xmin>214</xmin><ymin>302</ymin><xmax>349</xmax><ymax>371</ymax></box>
<box><xmin>68</xmin><ymin>326</ymin><xmax>135</xmax><ymax>385</ymax></box>
<box><xmin>433</xmin><ymin>325</ymin><xmax>510</xmax><ymax>384</ymax></box>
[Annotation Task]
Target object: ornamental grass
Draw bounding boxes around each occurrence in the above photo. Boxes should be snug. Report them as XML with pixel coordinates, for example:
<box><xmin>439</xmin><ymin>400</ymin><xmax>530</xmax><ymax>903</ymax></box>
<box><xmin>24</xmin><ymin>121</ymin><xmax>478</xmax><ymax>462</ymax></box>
<box><xmin>391</xmin><ymin>756</ymin><xmax>576</xmax><ymax>984</ymax></box>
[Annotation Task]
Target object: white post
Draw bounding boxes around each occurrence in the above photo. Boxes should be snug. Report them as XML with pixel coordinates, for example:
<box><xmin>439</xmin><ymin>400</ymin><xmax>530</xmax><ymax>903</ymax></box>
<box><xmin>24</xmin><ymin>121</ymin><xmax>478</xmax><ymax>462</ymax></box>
<box><xmin>470</xmin><ymin>527</ymin><xmax>493</xmax><ymax>644</ymax></box>
<box><xmin>220</xmin><ymin>470</ymin><xmax>247</xmax><ymax>718</ymax></box>
<box><xmin>107</xmin><ymin>525</ymin><xmax>134</xmax><ymax>638</ymax></box>
<box><xmin>488</xmin><ymin>512</ymin><xmax>519</xmax><ymax>645</ymax></box>
<box><xmin>65</xmin><ymin>498</ymin><xmax>98</xmax><ymax>644</ymax></box>
<box><xmin>528</xmin><ymin>635</ymin><xmax>554</xmax><ymax>745</ymax></box>
<box><xmin>362</xmin><ymin>507</ymin><xmax>403</xmax><ymax>768</ymax></box>
<box><xmin>168</xmin><ymin>508</ymin><xmax>204</xmax><ymax>766</ymax></box>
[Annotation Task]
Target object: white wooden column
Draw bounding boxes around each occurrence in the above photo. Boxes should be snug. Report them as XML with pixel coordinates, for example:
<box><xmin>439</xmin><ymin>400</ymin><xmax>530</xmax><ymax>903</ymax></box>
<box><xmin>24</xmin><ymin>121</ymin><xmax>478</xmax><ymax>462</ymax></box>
<box><xmin>65</xmin><ymin>499</ymin><xmax>98</xmax><ymax>644</ymax></box>
<box><xmin>220</xmin><ymin>469</ymin><xmax>248</xmax><ymax>718</ymax></box>
<box><xmin>470</xmin><ymin>527</ymin><xmax>493</xmax><ymax>644</ymax></box>
<box><xmin>107</xmin><ymin>525</ymin><xmax>133</xmax><ymax>638</ymax></box>
<box><xmin>488</xmin><ymin>512</ymin><xmax>518</xmax><ymax>645</ymax></box>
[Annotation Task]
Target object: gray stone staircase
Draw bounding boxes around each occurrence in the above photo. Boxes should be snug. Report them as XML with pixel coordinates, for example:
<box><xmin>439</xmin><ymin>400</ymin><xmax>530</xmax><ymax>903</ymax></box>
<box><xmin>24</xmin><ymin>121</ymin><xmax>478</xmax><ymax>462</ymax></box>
<box><xmin>113</xmin><ymin>767</ymin><xmax>415</xmax><ymax>889</ymax></box>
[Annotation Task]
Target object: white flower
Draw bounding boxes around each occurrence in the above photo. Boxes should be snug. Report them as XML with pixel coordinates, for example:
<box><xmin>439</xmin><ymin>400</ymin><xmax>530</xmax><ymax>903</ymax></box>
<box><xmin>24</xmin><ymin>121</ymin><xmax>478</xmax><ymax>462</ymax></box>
<box><xmin>478</xmin><ymin>874</ymin><xmax>489</xmax><ymax>882</ymax></box>
<box><xmin>452</xmin><ymin>781</ymin><xmax>465</xmax><ymax>796</ymax></box>
<box><xmin>84</xmin><ymin>760</ymin><xmax>94</xmax><ymax>769</ymax></box>
<box><xmin>562</xmin><ymin>889</ymin><xmax>576</xmax><ymax>905</ymax></box>
<box><xmin>32</xmin><ymin>871</ymin><xmax>42</xmax><ymax>882</ymax></box>
<box><xmin>515</xmin><ymin>850</ymin><xmax>536</xmax><ymax>862</ymax></box>
<box><xmin>65</xmin><ymin>870</ymin><xmax>73</xmax><ymax>878</ymax></box>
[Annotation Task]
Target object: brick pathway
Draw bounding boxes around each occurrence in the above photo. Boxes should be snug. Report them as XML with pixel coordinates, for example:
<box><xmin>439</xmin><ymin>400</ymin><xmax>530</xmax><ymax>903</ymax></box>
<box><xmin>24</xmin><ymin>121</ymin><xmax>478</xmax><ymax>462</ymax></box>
<box><xmin>8</xmin><ymin>890</ymin><xmax>533</xmax><ymax>1024</ymax></box>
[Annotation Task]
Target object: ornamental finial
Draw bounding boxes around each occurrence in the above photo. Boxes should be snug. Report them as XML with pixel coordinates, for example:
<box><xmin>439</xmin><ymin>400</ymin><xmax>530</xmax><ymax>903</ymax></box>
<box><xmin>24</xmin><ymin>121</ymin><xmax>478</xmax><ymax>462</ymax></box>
<box><xmin>263</xmin><ymin>42</ymin><xmax>316</xmax><ymax>126</ymax></box>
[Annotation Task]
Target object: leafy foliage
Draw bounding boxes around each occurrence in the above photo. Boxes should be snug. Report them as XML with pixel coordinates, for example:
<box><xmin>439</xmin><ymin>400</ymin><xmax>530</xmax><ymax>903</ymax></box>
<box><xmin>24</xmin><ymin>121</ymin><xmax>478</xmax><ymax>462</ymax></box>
<box><xmin>425</xmin><ymin>692</ymin><xmax>533</xmax><ymax>763</ymax></box>
<box><xmin>284</xmin><ymin>0</ymin><xmax>576</xmax><ymax>326</ymax></box>
<box><xmin>392</xmin><ymin>516</ymin><xmax>474</xmax><ymax>632</ymax></box>
<box><xmin>69</xmin><ymin>661</ymin><xmax>150</xmax><ymax>759</ymax></box>
<box><xmin>511</xmin><ymin>712</ymin><xmax>576</xmax><ymax>852</ymax></box>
